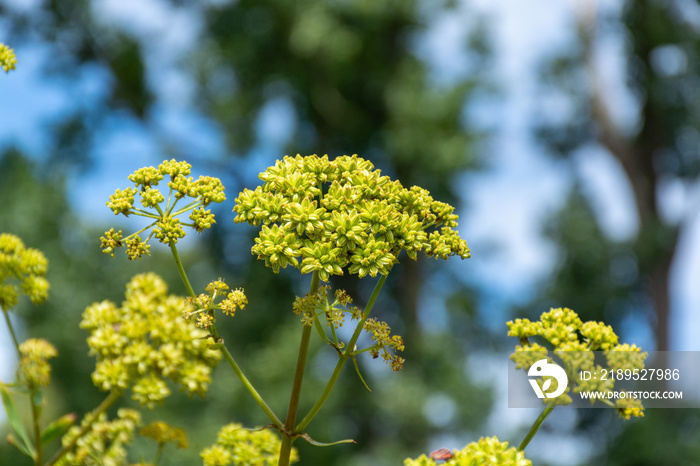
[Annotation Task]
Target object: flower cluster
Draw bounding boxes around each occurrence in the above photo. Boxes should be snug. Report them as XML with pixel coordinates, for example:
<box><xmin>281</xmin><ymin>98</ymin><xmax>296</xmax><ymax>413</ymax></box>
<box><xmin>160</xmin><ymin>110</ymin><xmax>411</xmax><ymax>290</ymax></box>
<box><xmin>56</xmin><ymin>409</ymin><xmax>141</xmax><ymax>466</ymax></box>
<box><xmin>291</xmin><ymin>285</ymin><xmax>361</xmax><ymax>328</ymax></box>
<box><xmin>363</xmin><ymin>317</ymin><xmax>405</xmax><ymax>371</ymax></box>
<box><xmin>80</xmin><ymin>273</ymin><xmax>221</xmax><ymax>407</ymax></box>
<box><xmin>292</xmin><ymin>285</ymin><xmax>404</xmax><ymax>371</ymax></box>
<box><xmin>0</xmin><ymin>233</ymin><xmax>50</xmax><ymax>310</ymax></box>
<box><xmin>18</xmin><ymin>338</ymin><xmax>58</xmax><ymax>387</ymax></box>
<box><xmin>403</xmin><ymin>436</ymin><xmax>531</xmax><ymax>466</ymax></box>
<box><xmin>0</xmin><ymin>43</ymin><xmax>16</xmax><ymax>73</ymax></box>
<box><xmin>233</xmin><ymin>154</ymin><xmax>470</xmax><ymax>281</ymax></box>
<box><xmin>101</xmin><ymin>160</ymin><xmax>226</xmax><ymax>259</ymax></box>
<box><xmin>200</xmin><ymin>423</ymin><xmax>298</xmax><ymax>466</ymax></box>
<box><xmin>507</xmin><ymin>307</ymin><xmax>646</xmax><ymax>418</ymax></box>
<box><xmin>139</xmin><ymin>421</ymin><xmax>188</xmax><ymax>449</ymax></box>
<box><xmin>183</xmin><ymin>279</ymin><xmax>248</xmax><ymax>329</ymax></box>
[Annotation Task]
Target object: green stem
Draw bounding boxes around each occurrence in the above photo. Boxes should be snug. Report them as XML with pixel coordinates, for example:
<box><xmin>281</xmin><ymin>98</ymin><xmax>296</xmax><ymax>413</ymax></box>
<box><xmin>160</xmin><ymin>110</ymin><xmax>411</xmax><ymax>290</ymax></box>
<box><xmin>2</xmin><ymin>307</ymin><xmax>21</xmax><ymax>358</ymax></box>
<box><xmin>295</xmin><ymin>273</ymin><xmax>387</xmax><ymax>432</ymax></box>
<box><xmin>30</xmin><ymin>387</ymin><xmax>42</xmax><ymax>465</ymax></box>
<box><xmin>168</xmin><ymin>243</ymin><xmax>283</xmax><ymax>429</ymax></box>
<box><xmin>168</xmin><ymin>243</ymin><xmax>196</xmax><ymax>298</ymax></box>
<box><xmin>518</xmin><ymin>402</ymin><xmax>556</xmax><ymax>451</ymax></box>
<box><xmin>154</xmin><ymin>443</ymin><xmax>164</xmax><ymax>466</ymax></box>
<box><xmin>278</xmin><ymin>272</ymin><xmax>320</xmax><ymax>466</ymax></box>
<box><xmin>45</xmin><ymin>391</ymin><xmax>121</xmax><ymax>466</ymax></box>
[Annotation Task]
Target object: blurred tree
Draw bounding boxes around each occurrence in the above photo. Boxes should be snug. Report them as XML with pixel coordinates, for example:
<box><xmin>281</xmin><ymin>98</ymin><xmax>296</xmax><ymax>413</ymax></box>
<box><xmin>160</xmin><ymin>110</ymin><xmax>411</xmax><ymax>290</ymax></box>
<box><xmin>0</xmin><ymin>0</ymin><xmax>493</xmax><ymax>464</ymax></box>
<box><xmin>534</xmin><ymin>0</ymin><xmax>700</xmax><ymax>351</ymax></box>
<box><xmin>528</xmin><ymin>1</ymin><xmax>700</xmax><ymax>465</ymax></box>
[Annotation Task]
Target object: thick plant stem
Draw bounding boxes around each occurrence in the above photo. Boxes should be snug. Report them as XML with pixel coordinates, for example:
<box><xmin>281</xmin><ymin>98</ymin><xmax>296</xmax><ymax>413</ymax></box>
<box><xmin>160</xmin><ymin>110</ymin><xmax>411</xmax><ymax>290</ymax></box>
<box><xmin>278</xmin><ymin>272</ymin><xmax>320</xmax><ymax>466</ymax></box>
<box><xmin>518</xmin><ymin>402</ymin><xmax>556</xmax><ymax>451</ymax></box>
<box><xmin>296</xmin><ymin>273</ymin><xmax>387</xmax><ymax>432</ymax></box>
<box><xmin>45</xmin><ymin>390</ymin><xmax>121</xmax><ymax>466</ymax></box>
<box><xmin>168</xmin><ymin>243</ymin><xmax>283</xmax><ymax>429</ymax></box>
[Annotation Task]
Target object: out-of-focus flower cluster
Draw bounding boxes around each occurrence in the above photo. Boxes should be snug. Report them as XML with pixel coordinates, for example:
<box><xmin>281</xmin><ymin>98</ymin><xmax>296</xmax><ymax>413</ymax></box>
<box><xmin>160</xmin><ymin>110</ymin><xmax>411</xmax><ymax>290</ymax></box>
<box><xmin>18</xmin><ymin>338</ymin><xmax>57</xmax><ymax>387</ymax></box>
<box><xmin>56</xmin><ymin>408</ymin><xmax>141</xmax><ymax>466</ymax></box>
<box><xmin>0</xmin><ymin>233</ymin><xmax>50</xmax><ymax>310</ymax></box>
<box><xmin>101</xmin><ymin>160</ymin><xmax>225</xmax><ymax>259</ymax></box>
<box><xmin>292</xmin><ymin>285</ymin><xmax>404</xmax><ymax>371</ymax></box>
<box><xmin>403</xmin><ymin>436</ymin><xmax>531</xmax><ymax>466</ymax></box>
<box><xmin>80</xmin><ymin>273</ymin><xmax>221</xmax><ymax>407</ymax></box>
<box><xmin>233</xmin><ymin>154</ymin><xmax>470</xmax><ymax>281</ymax></box>
<box><xmin>200</xmin><ymin>423</ymin><xmax>298</xmax><ymax>466</ymax></box>
<box><xmin>183</xmin><ymin>279</ymin><xmax>248</xmax><ymax>330</ymax></box>
<box><xmin>0</xmin><ymin>43</ymin><xmax>16</xmax><ymax>73</ymax></box>
<box><xmin>507</xmin><ymin>307</ymin><xmax>646</xmax><ymax>419</ymax></box>
<box><xmin>139</xmin><ymin>420</ymin><xmax>188</xmax><ymax>449</ymax></box>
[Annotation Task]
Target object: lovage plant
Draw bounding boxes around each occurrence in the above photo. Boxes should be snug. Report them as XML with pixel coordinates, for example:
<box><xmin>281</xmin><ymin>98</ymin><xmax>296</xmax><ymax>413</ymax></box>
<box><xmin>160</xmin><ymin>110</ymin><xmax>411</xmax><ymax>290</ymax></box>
<box><xmin>98</xmin><ymin>154</ymin><xmax>470</xmax><ymax>465</ymax></box>
<box><xmin>0</xmin><ymin>153</ymin><xmax>647</xmax><ymax>466</ymax></box>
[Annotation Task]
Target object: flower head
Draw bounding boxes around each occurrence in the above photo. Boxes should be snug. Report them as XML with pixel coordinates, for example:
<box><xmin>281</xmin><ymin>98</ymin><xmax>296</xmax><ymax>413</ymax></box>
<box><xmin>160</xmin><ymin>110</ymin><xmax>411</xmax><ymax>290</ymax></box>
<box><xmin>0</xmin><ymin>43</ymin><xmax>17</xmax><ymax>73</ymax></box>
<box><xmin>0</xmin><ymin>233</ymin><xmax>49</xmax><ymax>309</ymax></box>
<box><xmin>81</xmin><ymin>273</ymin><xmax>221</xmax><ymax>407</ymax></box>
<box><xmin>507</xmin><ymin>307</ymin><xmax>646</xmax><ymax>417</ymax></box>
<box><xmin>234</xmin><ymin>154</ymin><xmax>469</xmax><ymax>281</ymax></box>
<box><xmin>101</xmin><ymin>160</ymin><xmax>226</xmax><ymax>259</ymax></box>
<box><xmin>139</xmin><ymin>421</ymin><xmax>188</xmax><ymax>449</ymax></box>
<box><xmin>201</xmin><ymin>423</ymin><xmax>298</xmax><ymax>466</ymax></box>
<box><xmin>404</xmin><ymin>436</ymin><xmax>531</xmax><ymax>466</ymax></box>
<box><xmin>57</xmin><ymin>409</ymin><xmax>140</xmax><ymax>466</ymax></box>
<box><xmin>19</xmin><ymin>338</ymin><xmax>58</xmax><ymax>387</ymax></box>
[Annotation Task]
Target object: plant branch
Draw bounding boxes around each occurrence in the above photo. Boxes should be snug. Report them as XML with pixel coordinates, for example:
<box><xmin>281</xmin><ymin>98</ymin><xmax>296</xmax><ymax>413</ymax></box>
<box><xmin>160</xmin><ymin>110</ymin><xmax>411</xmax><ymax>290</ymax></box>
<box><xmin>278</xmin><ymin>271</ymin><xmax>320</xmax><ymax>466</ymax></box>
<box><xmin>168</xmin><ymin>243</ymin><xmax>195</xmax><ymax>298</ymax></box>
<box><xmin>168</xmin><ymin>243</ymin><xmax>282</xmax><ymax>429</ymax></box>
<box><xmin>296</xmin><ymin>273</ymin><xmax>387</xmax><ymax>432</ymax></box>
<box><xmin>2</xmin><ymin>307</ymin><xmax>21</xmax><ymax>358</ymax></box>
<box><xmin>30</xmin><ymin>388</ymin><xmax>42</xmax><ymax>465</ymax></box>
<box><xmin>518</xmin><ymin>402</ymin><xmax>556</xmax><ymax>451</ymax></box>
<box><xmin>45</xmin><ymin>390</ymin><xmax>121</xmax><ymax>466</ymax></box>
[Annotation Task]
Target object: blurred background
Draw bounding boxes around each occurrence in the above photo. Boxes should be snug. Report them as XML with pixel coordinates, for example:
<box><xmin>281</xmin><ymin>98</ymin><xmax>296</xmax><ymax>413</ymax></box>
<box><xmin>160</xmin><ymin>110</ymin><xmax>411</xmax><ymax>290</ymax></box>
<box><xmin>2</xmin><ymin>0</ymin><xmax>700</xmax><ymax>464</ymax></box>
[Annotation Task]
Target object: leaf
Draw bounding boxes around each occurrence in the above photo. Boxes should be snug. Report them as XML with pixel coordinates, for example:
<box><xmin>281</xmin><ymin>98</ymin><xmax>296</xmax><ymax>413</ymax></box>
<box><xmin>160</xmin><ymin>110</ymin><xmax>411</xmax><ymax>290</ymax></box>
<box><xmin>0</xmin><ymin>385</ymin><xmax>36</xmax><ymax>459</ymax></box>
<box><xmin>312</xmin><ymin>314</ymin><xmax>331</xmax><ymax>344</ymax></box>
<box><xmin>41</xmin><ymin>413</ymin><xmax>77</xmax><ymax>446</ymax></box>
<box><xmin>296</xmin><ymin>432</ymin><xmax>356</xmax><ymax>447</ymax></box>
<box><xmin>352</xmin><ymin>356</ymin><xmax>372</xmax><ymax>392</ymax></box>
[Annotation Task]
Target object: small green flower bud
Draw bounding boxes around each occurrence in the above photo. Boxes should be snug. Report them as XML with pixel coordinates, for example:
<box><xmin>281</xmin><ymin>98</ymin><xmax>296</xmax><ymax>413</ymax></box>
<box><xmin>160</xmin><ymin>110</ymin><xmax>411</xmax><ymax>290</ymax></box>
<box><xmin>107</xmin><ymin>187</ymin><xmax>138</xmax><ymax>216</ymax></box>
<box><xmin>129</xmin><ymin>166</ymin><xmax>163</xmax><ymax>187</ymax></box>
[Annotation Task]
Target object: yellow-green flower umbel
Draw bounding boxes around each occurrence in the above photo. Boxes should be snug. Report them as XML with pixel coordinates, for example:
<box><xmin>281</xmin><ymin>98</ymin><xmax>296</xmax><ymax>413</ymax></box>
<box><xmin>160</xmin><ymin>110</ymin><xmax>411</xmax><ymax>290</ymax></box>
<box><xmin>0</xmin><ymin>43</ymin><xmax>17</xmax><ymax>73</ymax></box>
<box><xmin>403</xmin><ymin>436</ymin><xmax>531</xmax><ymax>466</ymax></box>
<box><xmin>101</xmin><ymin>159</ymin><xmax>225</xmax><ymax>259</ymax></box>
<box><xmin>0</xmin><ymin>233</ymin><xmax>49</xmax><ymax>310</ymax></box>
<box><xmin>233</xmin><ymin>154</ymin><xmax>470</xmax><ymax>281</ymax></box>
<box><xmin>81</xmin><ymin>273</ymin><xmax>221</xmax><ymax>407</ymax></box>
<box><xmin>508</xmin><ymin>307</ymin><xmax>646</xmax><ymax>419</ymax></box>
<box><xmin>200</xmin><ymin>423</ymin><xmax>298</xmax><ymax>466</ymax></box>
